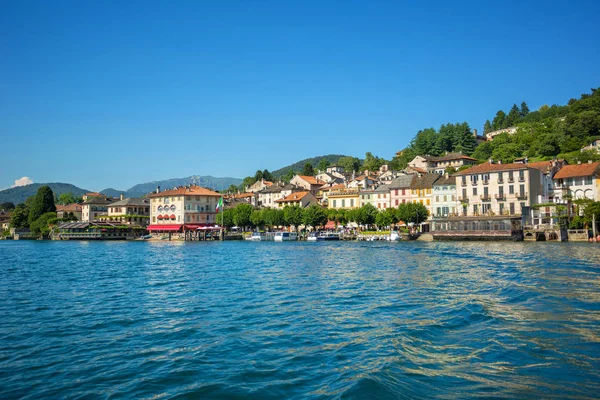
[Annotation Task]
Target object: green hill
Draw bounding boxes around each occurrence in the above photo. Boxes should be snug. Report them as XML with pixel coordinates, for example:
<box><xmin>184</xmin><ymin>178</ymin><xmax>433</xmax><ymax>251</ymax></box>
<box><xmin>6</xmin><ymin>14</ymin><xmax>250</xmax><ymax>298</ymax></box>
<box><xmin>271</xmin><ymin>154</ymin><xmax>350</xmax><ymax>178</ymax></box>
<box><xmin>0</xmin><ymin>183</ymin><xmax>89</xmax><ymax>205</ymax></box>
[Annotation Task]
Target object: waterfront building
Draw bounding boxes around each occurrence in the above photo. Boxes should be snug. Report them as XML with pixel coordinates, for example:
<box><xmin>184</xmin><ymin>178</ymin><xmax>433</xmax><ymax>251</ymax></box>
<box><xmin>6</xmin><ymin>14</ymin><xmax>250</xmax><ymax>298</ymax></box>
<box><xmin>81</xmin><ymin>196</ymin><xmax>113</xmax><ymax>222</ymax></box>
<box><xmin>274</xmin><ymin>191</ymin><xmax>319</xmax><ymax>208</ymax></box>
<box><xmin>290</xmin><ymin>175</ymin><xmax>326</xmax><ymax>194</ymax></box>
<box><xmin>432</xmin><ymin>174</ymin><xmax>458</xmax><ymax>218</ymax></box>
<box><xmin>147</xmin><ymin>185</ymin><xmax>221</xmax><ymax>233</ymax></box>
<box><xmin>55</xmin><ymin>204</ymin><xmax>83</xmax><ymax>221</ymax></box>
<box><xmin>96</xmin><ymin>197</ymin><xmax>150</xmax><ymax>226</ymax></box>
<box><xmin>359</xmin><ymin>188</ymin><xmax>377</xmax><ymax>208</ymax></box>
<box><xmin>388</xmin><ymin>175</ymin><xmax>414</xmax><ymax>207</ymax></box>
<box><xmin>454</xmin><ymin>160</ymin><xmax>557</xmax><ymax>218</ymax></box>
<box><xmin>317</xmin><ymin>183</ymin><xmax>346</xmax><ymax>207</ymax></box>
<box><xmin>553</xmin><ymin>161</ymin><xmax>600</xmax><ymax>201</ymax></box>
<box><xmin>410</xmin><ymin>173</ymin><xmax>441</xmax><ymax>218</ymax></box>
<box><xmin>0</xmin><ymin>211</ymin><xmax>10</xmax><ymax>231</ymax></box>
<box><xmin>327</xmin><ymin>187</ymin><xmax>360</xmax><ymax>210</ymax></box>
<box><xmin>373</xmin><ymin>185</ymin><xmax>391</xmax><ymax>209</ymax></box>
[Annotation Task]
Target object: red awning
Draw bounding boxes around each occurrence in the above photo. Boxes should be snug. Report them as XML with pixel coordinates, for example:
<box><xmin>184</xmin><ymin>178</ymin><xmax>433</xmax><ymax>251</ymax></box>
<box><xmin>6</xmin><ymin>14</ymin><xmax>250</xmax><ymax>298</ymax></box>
<box><xmin>170</xmin><ymin>214</ymin><xmax>176</xmax><ymax>220</ymax></box>
<box><xmin>147</xmin><ymin>224</ymin><xmax>182</xmax><ymax>231</ymax></box>
<box><xmin>325</xmin><ymin>220</ymin><xmax>336</xmax><ymax>229</ymax></box>
<box><xmin>157</xmin><ymin>215</ymin><xmax>164</xmax><ymax>220</ymax></box>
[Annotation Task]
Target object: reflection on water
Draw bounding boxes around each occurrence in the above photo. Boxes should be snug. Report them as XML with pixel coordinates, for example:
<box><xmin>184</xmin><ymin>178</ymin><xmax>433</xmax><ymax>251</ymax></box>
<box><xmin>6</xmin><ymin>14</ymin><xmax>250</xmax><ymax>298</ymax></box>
<box><xmin>0</xmin><ymin>240</ymin><xmax>599</xmax><ymax>399</ymax></box>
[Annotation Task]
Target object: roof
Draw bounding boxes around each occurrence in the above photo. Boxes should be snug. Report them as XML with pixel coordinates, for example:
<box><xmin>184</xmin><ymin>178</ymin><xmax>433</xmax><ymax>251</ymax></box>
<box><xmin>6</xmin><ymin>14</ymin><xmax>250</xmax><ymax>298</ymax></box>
<box><xmin>411</xmin><ymin>173</ymin><xmax>441</xmax><ymax>190</ymax></box>
<box><xmin>430</xmin><ymin>153</ymin><xmax>477</xmax><ymax>162</ymax></box>
<box><xmin>84</xmin><ymin>192</ymin><xmax>103</xmax><ymax>197</ymax></box>
<box><xmin>374</xmin><ymin>185</ymin><xmax>390</xmax><ymax>193</ymax></box>
<box><xmin>148</xmin><ymin>185</ymin><xmax>221</xmax><ymax>198</ymax></box>
<box><xmin>433</xmin><ymin>175</ymin><xmax>456</xmax><ymax>186</ymax></box>
<box><xmin>56</xmin><ymin>204</ymin><xmax>83</xmax><ymax>212</ymax></box>
<box><xmin>296</xmin><ymin>175</ymin><xmax>325</xmax><ymax>185</ymax></box>
<box><xmin>275</xmin><ymin>191</ymin><xmax>311</xmax><ymax>203</ymax></box>
<box><xmin>81</xmin><ymin>197</ymin><xmax>113</xmax><ymax>205</ymax></box>
<box><xmin>107</xmin><ymin>198</ymin><xmax>150</xmax><ymax>207</ymax></box>
<box><xmin>388</xmin><ymin>175</ymin><xmax>414</xmax><ymax>189</ymax></box>
<box><xmin>320</xmin><ymin>183</ymin><xmax>346</xmax><ymax>192</ymax></box>
<box><xmin>455</xmin><ymin>161</ymin><xmax>552</xmax><ymax>175</ymax></box>
<box><xmin>553</xmin><ymin>162</ymin><xmax>600</xmax><ymax>179</ymax></box>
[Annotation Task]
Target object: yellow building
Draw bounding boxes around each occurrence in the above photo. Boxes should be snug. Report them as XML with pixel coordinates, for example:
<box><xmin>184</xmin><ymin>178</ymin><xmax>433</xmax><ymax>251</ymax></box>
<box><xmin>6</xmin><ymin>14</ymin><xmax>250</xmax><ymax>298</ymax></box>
<box><xmin>327</xmin><ymin>188</ymin><xmax>360</xmax><ymax>210</ymax></box>
<box><xmin>409</xmin><ymin>174</ymin><xmax>441</xmax><ymax>219</ymax></box>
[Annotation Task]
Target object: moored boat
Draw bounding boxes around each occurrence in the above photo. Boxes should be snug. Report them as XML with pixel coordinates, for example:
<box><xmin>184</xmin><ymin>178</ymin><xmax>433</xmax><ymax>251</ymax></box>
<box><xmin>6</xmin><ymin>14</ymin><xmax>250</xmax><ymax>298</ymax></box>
<box><xmin>274</xmin><ymin>231</ymin><xmax>298</xmax><ymax>241</ymax></box>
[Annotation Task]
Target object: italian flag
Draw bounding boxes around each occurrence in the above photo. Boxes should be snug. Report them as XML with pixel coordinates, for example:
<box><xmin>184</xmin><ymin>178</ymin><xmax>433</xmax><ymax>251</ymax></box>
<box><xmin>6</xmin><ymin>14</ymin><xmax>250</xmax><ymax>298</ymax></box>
<box><xmin>216</xmin><ymin>197</ymin><xmax>223</xmax><ymax>212</ymax></box>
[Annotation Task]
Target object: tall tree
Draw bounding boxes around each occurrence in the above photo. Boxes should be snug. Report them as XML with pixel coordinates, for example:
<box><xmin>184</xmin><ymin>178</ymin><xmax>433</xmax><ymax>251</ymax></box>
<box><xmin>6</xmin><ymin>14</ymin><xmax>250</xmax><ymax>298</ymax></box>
<box><xmin>506</xmin><ymin>104</ymin><xmax>521</xmax><ymax>127</ymax></box>
<box><xmin>302</xmin><ymin>162</ymin><xmax>315</xmax><ymax>176</ymax></box>
<box><xmin>9</xmin><ymin>204</ymin><xmax>29</xmax><ymax>229</ymax></box>
<box><xmin>317</xmin><ymin>159</ymin><xmax>330</xmax><ymax>172</ymax></box>
<box><xmin>58</xmin><ymin>193</ymin><xmax>76</xmax><ymax>205</ymax></box>
<box><xmin>28</xmin><ymin>186</ymin><xmax>56</xmax><ymax>226</ymax></box>
<box><xmin>491</xmin><ymin>110</ymin><xmax>506</xmax><ymax>131</ymax></box>
<box><xmin>396</xmin><ymin>202</ymin><xmax>429</xmax><ymax>225</ymax></box>
<box><xmin>302</xmin><ymin>205</ymin><xmax>327</xmax><ymax>229</ymax></box>
<box><xmin>1</xmin><ymin>202</ymin><xmax>15</xmax><ymax>211</ymax></box>
<box><xmin>520</xmin><ymin>101</ymin><xmax>530</xmax><ymax>117</ymax></box>
<box><xmin>283</xmin><ymin>205</ymin><xmax>304</xmax><ymax>230</ymax></box>
<box><xmin>483</xmin><ymin>120</ymin><xmax>492</xmax><ymax>134</ymax></box>
<box><xmin>262</xmin><ymin>169</ymin><xmax>273</xmax><ymax>182</ymax></box>
<box><xmin>254</xmin><ymin>170</ymin><xmax>264</xmax><ymax>181</ymax></box>
<box><xmin>337</xmin><ymin>156</ymin><xmax>361</xmax><ymax>173</ymax></box>
<box><xmin>233</xmin><ymin>204</ymin><xmax>253</xmax><ymax>230</ymax></box>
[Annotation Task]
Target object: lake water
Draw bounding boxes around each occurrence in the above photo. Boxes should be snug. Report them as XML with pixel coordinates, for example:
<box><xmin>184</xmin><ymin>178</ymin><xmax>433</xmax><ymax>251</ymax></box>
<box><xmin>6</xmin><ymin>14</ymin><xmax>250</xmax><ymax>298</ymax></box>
<box><xmin>1</xmin><ymin>240</ymin><xmax>599</xmax><ymax>399</ymax></box>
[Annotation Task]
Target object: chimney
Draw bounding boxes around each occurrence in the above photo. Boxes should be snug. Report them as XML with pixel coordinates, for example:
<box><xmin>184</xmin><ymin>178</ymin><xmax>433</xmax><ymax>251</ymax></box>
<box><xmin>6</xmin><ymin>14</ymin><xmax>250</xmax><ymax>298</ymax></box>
<box><xmin>489</xmin><ymin>158</ymin><xmax>493</xmax><ymax>164</ymax></box>
<box><xmin>156</xmin><ymin>186</ymin><xmax>160</xmax><ymax>193</ymax></box>
<box><xmin>498</xmin><ymin>160</ymin><xmax>502</xmax><ymax>164</ymax></box>
<box><xmin>120</xmin><ymin>194</ymin><xmax>124</xmax><ymax>201</ymax></box>
<box><xmin>578</xmin><ymin>161</ymin><xmax>582</xmax><ymax>165</ymax></box>
<box><xmin>588</xmin><ymin>160</ymin><xmax>593</xmax><ymax>164</ymax></box>
<box><xmin>473</xmin><ymin>128</ymin><xmax>478</xmax><ymax>137</ymax></box>
<box><xmin>524</xmin><ymin>157</ymin><xmax>528</xmax><ymax>164</ymax></box>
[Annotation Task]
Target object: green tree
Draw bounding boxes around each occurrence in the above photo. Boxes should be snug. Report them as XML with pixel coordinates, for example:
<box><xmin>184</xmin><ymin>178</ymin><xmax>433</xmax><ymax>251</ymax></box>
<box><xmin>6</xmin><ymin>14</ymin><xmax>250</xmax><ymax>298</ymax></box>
<box><xmin>317</xmin><ymin>159</ymin><xmax>330</xmax><ymax>172</ymax></box>
<box><xmin>582</xmin><ymin>201</ymin><xmax>600</xmax><ymax>229</ymax></box>
<box><xmin>355</xmin><ymin>204</ymin><xmax>378</xmax><ymax>227</ymax></box>
<box><xmin>396</xmin><ymin>202</ymin><xmax>429</xmax><ymax>225</ymax></box>
<box><xmin>1</xmin><ymin>202</ymin><xmax>15</xmax><ymax>211</ymax></box>
<box><xmin>254</xmin><ymin>170</ymin><xmax>264</xmax><ymax>181</ymax></box>
<box><xmin>226</xmin><ymin>184</ymin><xmax>238</xmax><ymax>193</ymax></box>
<box><xmin>491</xmin><ymin>110</ymin><xmax>506</xmax><ymax>131</ymax></box>
<box><xmin>375</xmin><ymin>207</ymin><xmax>396</xmax><ymax>228</ymax></box>
<box><xmin>520</xmin><ymin>101</ymin><xmax>530</xmax><ymax>117</ymax></box>
<box><xmin>58</xmin><ymin>192</ymin><xmax>76</xmax><ymax>205</ymax></box>
<box><xmin>28</xmin><ymin>186</ymin><xmax>56</xmax><ymax>226</ymax></box>
<box><xmin>302</xmin><ymin>204</ymin><xmax>327</xmax><ymax>229</ymax></box>
<box><xmin>263</xmin><ymin>208</ymin><xmax>284</xmax><ymax>229</ymax></box>
<box><xmin>262</xmin><ymin>169</ymin><xmax>273</xmax><ymax>182</ymax></box>
<box><xmin>483</xmin><ymin>120</ymin><xmax>492</xmax><ymax>134</ymax></box>
<box><xmin>361</xmin><ymin>152</ymin><xmax>384</xmax><ymax>172</ymax></box>
<box><xmin>302</xmin><ymin>162</ymin><xmax>315</xmax><ymax>176</ymax></box>
<box><xmin>410</xmin><ymin>128</ymin><xmax>438</xmax><ymax>155</ymax></box>
<box><xmin>337</xmin><ymin>156</ymin><xmax>361</xmax><ymax>173</ymax></box>
<box><xmin>10</xmin><ymin>204</ymin><xmax>29</xmax><ymax>229</ymax></box>
<box><xmin>282</xmin><ymin>170</ymin><xmax>296</xmax><ymax>183</ymax></box>
<box><xmin>233</xmin><ymin>203</ymin><xmax>253</xmax><ymax>230</ymax></box>
<box><xmin>216</xmin><ymin>208</ymin><xmax>235</xmax><ymax>228</ymax></box>
<box><xmin>250</xmin><ymin>209</ymin><xmax>264</xmax><ymax>229</ymax></box>
<box><xmin>283</xmin><ymin>205</ymin><xmax>304</xmax><ymax>230</ymax></box>
<box><xmin>506</xmin><ymin>103</ymin><xmax>521</xmax><ymax>126</ymax></box>
<box><xmin>30</xmin><ymin>211</ymin><xmax>57</xmax><ymax>237</ymax></box>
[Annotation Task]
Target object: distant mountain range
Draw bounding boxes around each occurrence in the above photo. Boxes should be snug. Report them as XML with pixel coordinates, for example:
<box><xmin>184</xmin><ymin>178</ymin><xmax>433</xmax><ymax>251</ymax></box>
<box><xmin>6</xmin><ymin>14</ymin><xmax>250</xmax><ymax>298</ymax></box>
<box><xmin>0</xmin><ymin>176</ymin><xmax>243</xmax><ymax>205</ymax></box>
<box><xmin>0</xmin><ymin>155</ymin><xmax>355</xmax><ymax>205</ymax></box>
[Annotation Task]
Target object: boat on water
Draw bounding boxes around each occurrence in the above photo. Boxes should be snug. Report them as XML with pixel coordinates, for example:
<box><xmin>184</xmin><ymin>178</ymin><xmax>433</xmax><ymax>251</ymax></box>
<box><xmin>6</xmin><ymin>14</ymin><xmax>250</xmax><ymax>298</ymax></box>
<box><xmin>316</xmin><ymin>232</ymin><xmax>341</xmax><ymax>241</ymax></box>
<box><xmin>388</xmin><ymin>230</ymin><xmax>401</xmax><ymax>241</ymax></box>
<box><xmin>307</xmin><ymin>232</ymin><xmax>319</xmax><ymax>242</ymax></box>
<box><xmin>249</xmin><ymin>232</ymin><xmax>265</xmax><ymax>241</ymax></box>
<box><xmin>274</xmin><ymin>232</ymin><xmax>298</xmax><ymax>241</ymax></box>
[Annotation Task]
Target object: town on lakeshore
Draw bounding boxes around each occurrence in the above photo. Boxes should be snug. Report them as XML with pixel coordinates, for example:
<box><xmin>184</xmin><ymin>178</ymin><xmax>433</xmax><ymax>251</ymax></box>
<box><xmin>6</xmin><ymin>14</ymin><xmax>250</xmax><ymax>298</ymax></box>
<box><xmin>2</xmin><ymin>90</ymin><xmax>600</xmax><ymax>243</ymax></box>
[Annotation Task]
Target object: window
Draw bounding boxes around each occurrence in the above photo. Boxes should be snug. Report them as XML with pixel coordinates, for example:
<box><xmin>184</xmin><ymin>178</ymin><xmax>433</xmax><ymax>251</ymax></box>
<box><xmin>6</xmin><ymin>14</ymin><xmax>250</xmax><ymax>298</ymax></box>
<box><xmin>350</xmin><ymin>199</ymin><xmax>354</xmax><ymax>207</ymax></box>
<box><xmin>519</xmin><ymin>185</ymin><xmax>525</xmax><ymax>196</ymax></box>
<box><xmin>473</xmin><ymin>187</ymin><xmax>478</xmax><ymax>196</ymax></box>
<box><xmin>499</xmin><ymin>186</ymin><xmax>504</xmax><ymax>196</ymax></box>
<box><xmin>585</xmin><ymin>176</ymin><xmax>593</xmax><ymax>185</ymax></box>
<box><xmin>342</xmin><ymin>199</ymin><xmax>345</xmax><ymax>207</ymax></box>
<box><xmin>482</xmin><ymin>204</ymin><xmax>490</xmax><ymax>213</ymax></box>
<box><xmin>473</xmin><ymin>204</ymin><xmax>478</xmax><ymax>214</ymax></box>
<box><xmin>333</xmin><ymin>200</ymin><xmax>337</xmax><ymax>207</ymax></box>
<box><xmin>437</xmin><ymin>207</ymin><xmax>441</xmax><ymax>216</ymax></box>
<box><xmin>443</xmin><ymin>195</ymin><xmax>447</xmax><ymax>202</ymax></box>
<box><xmin>395</xmin><ymin>199</ymin><xmax>398</xmax><ymax>206</ymax></box>
<box><xmin>510</xmin><ymin>203</ymin><xmax>515</xmax><ymax>214</ymax></box>
<box><xmin>462</xmin><ymin>188</ymin><xmax>467</xmax><ymax>199</ymax></box>
<box><xmin>499</xmin><ymin>203</ymin><xmax>504</xmax><ymax>214</ymax></box>
<box><xmin>436</xmin><ymin>196</ymin><xmax>439</xmax><ymax>202</ymax></box>
<box><xmin>484</xmin><ymin>187</ymin><xmax>488</xmax><ymax>197</ymax></box>
<box><xmin>509</xmin><ymin>185</ymin><xmax>514</xmax><ymax>194</ymax></box>
<box><xmin>426</xmin><ymin>199</ymin><xmax>430</xmax><ymax>205</ymax></box>
<box><xmin>520</xmin><ymin>202</ymin><xmax>526</xmax><ymax>212</ymax></box>
<box><xmin>402</xmin><ymin>189</ymin><xmax>406</xmax><ymax>195</ymax></box>
<box><xmin>395</xmin><ymin>189</ymin><xmax>398</xmax><ymax>195</ymax></box>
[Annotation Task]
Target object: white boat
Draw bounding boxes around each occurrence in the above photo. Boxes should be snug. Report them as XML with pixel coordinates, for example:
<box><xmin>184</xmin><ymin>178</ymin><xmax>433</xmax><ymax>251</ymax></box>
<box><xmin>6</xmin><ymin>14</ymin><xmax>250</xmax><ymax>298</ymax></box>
<box><xmin>249</xmin><ymin>232</ymin><xmax>264</xmax><ymax>241</ymax></box>
<box><xmin>307</xmin><ymin>232</ymin><xmax>319</xmax><ymax>242</ymax></box>
<box><xmin>316</xmin><ymin>232</ymin><xmax>340</xmax><ymax>241</ymax></box>
<box><xmin>274</xmin><ymin>232</ymin><xmax>298</xmax><ymax>241</ymax></box>
<box><xmin>388</xmin><ymin>230</ymin><xmax>401</xmax><ymax>241</ymax></box>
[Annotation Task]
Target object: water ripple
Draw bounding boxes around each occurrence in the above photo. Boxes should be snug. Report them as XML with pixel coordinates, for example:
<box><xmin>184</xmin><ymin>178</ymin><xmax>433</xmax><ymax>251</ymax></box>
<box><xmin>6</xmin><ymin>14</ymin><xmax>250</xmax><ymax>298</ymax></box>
<box><xmin>1</xmin><ymin>240</ymin><xmax>599</xmax><ymax>399</ymax></box>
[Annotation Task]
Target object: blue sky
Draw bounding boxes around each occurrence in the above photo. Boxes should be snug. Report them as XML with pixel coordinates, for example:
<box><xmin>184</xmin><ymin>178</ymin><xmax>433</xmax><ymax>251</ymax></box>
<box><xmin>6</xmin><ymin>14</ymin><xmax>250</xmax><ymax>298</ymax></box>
<box><xmin>1</xmin><ymin>0</ymin><xmax>599</xmax><ymax>191</ymax></box>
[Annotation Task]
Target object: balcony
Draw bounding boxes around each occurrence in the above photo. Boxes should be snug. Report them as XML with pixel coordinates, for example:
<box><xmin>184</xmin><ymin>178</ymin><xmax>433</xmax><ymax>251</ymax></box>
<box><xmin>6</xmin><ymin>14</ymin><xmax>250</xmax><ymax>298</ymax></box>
<box><xmin>458</xmin><ymin>196</ymin><xmax>469</xmax><ymax>203</ymax></box>
<box><xmin>518</xmin><ymin>176</ymin><xmax>525</xmax><ymax>182</ymax></box>
<box><xmin>482</xmin><ymin>180</ymin><xmax>489</xmax><ymax>185</ymax></box>
<box><xmin>497</xmin><ymin>179</ymin><xmax>504</xmax><ymax>184</ymax></box>
<box><xmin>480</xmin><ymin>194</ymin><xmax>491</xmax><ymax>201</ymax></box>
<box><xmin>516</xmin><ymin>192</ymin><xmax>528</xmax><ymax>199</ymax></box>
<box><xmin>508</xmin><ymin>177</ymin><xmax>514</xmax><ymax>183</ymax></box>
<box><xmin>461</xmin><ymin>181</ymin><xmax>467</xmax><ymax>187</ymax></box>
<box><xmin>495</xmin><ymin>193</ymin><xmax>506</xmax><ymax>200</ymax></box>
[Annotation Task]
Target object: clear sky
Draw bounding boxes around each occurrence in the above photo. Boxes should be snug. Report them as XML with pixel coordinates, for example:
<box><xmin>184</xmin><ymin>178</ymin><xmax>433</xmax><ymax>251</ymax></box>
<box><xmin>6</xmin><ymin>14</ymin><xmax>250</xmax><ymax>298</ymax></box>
<box><xmin>1</xmin><ymin>0</ymin><xmax>599</xmax><ymax>191</ymax></box>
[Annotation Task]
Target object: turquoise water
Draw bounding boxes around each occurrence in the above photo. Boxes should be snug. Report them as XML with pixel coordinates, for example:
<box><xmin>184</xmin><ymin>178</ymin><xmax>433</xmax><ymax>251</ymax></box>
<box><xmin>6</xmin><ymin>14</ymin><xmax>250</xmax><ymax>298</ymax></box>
<box><xmin>1</xmin><ymin>241</ymin><xmax>599</xmax><ymax>399</ymax></box>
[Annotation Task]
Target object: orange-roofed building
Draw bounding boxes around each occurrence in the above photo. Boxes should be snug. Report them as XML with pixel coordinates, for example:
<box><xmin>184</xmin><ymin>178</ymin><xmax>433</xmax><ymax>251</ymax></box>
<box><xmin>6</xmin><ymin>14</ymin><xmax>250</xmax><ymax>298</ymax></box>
<box><xmin>56</xmin><ymin>203</ymin><xmax>83</xmax><ymax>221</ymax></box>
<box><xmin>274</xmin><ymin>191</ymin><xmax>319</xmax><ymax>208</ymax></box>
<box><xmin>147</xmin><ymin>185</ymin><xmax>222</xmax><ymax>232</ymax></box>
<box><xmin>82</xmin><ymin>192</ymin><xmax>104</xmax><ymax>201</ymax></box>
<box><xmin>290</xmin><ymin>175</ymin><xmax>326</xmax><ymax>194</ymax></box>
<box><xmin>553</xmin><ymin>161</ymin><xmax>600</xmax><ymax>201</ymax></box>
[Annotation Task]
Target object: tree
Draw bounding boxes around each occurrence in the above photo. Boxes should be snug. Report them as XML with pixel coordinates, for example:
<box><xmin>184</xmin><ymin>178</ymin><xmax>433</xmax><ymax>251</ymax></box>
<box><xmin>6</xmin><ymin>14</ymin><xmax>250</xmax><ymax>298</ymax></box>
<box><xmin>354</xmin><ymin>204</ymin><xmax>378</xmax><ymax>227</ymax></box>
<box><xmin>262</xmin><ymin>169</ymin><xmax>273</xmax><ymax>182</ymax></box>
<box><xmin>28</xmin><ymin>186</ymin><xmax>56</xmax><ymax>226</ymax></box>
<box><xmin>58</xmin><ymin>192</ymin><xmax>76</xmax><ymax>205</ymax></box>
<box><xmin>483</xmin><ymin>120</ymin><xmax>492</xmax><ymax>134</ymax></box>
<box><xmin>216</xmin><ymin>208</ymin><xmax>235</xmax><ymax>228</ymax></box>
<box><xmin>250</xmin><ymin>209</ymin><xmax>264</xmax><ymax>229</ymax></box>
<box><xmin>491</xmin><ymin>110</ymin><xmax>506</xmax><ymax>131</ymax></box>
<box><xmin>396</xmin><ymin>202</ymin><xmax>429</xmax><ymax>225</ymax></box>
<box><xmin>302</xmin><ymin>205</ymin><xmax>327</xmax><ymax>229</ymax></box>
<box><xmin>282</xmin><ymin>170</ymin><xmax>296</xmax><ymax>183</ymax></box>
<box><xmin>233</xmin><ymin>204</ymin><xmax>253</xmax><ymax>230</ymax></box>
<box><xmin>410</xmin><ymin>128</ymin><xmax>438</xmax><ymax>155</ymax></box>
<box><xmin>375</xmin><ymin>208</ymin><xmax>396</xmax><ymax>228</ymax></box>
<box><xmin>254</xmin><ymin>170</ymin><xmax>264</xmax><ymax>181</ymax></box>
<box><xmin>520</xmin><ymin>101</ymin><xmax>530</xmax><ymax>117</ymax></box>
<box><xmin>506</xmin><ymin>103</ymin><xmax>521</xmax><ymax>127</ymax></box>
<box><xmin>226</xmin><ymin>184</ymin><xmax>238</xmax><ymax>193</ymax></box>
<box><xmin>302</xmin><ymin>162</ymin><xmax>315</xmax><ymax>176</ymax></box>
<box><xmin>30</xmin><ymin>212</ymin><xmax>58</xmax><ymax>237</ymax></box>
<box><xmin>337</xmin><ymin>156</ymin><xmax>361</xmax><ymax>173</ymax></box>
<box><xmin>361</xmin><ymin>152</ymin><xmax>384</xmax><ymax>172</ymax></box>
<box><xmin>583</xmin><ymin>201</ymin><xmax>600</xmax><ymax>230</ymax></box>
<box><xmin>283</xmin><ymin>205</ymin><xmax>304</xmax><ymax>230</ymax></box>
<box><xmin>317</xmin><ymin>159</ymin><xmax>330</xmax><ymax>172</ymax></box>
<box><xmin>263</xmin><ymin>208</ymin><xmax>284</xmax><ymax>229</ymax></box>
<box><xmin>10</xmin><ymin>204</ymin><xmax>29</xmax><ymax>229</ymax></box>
